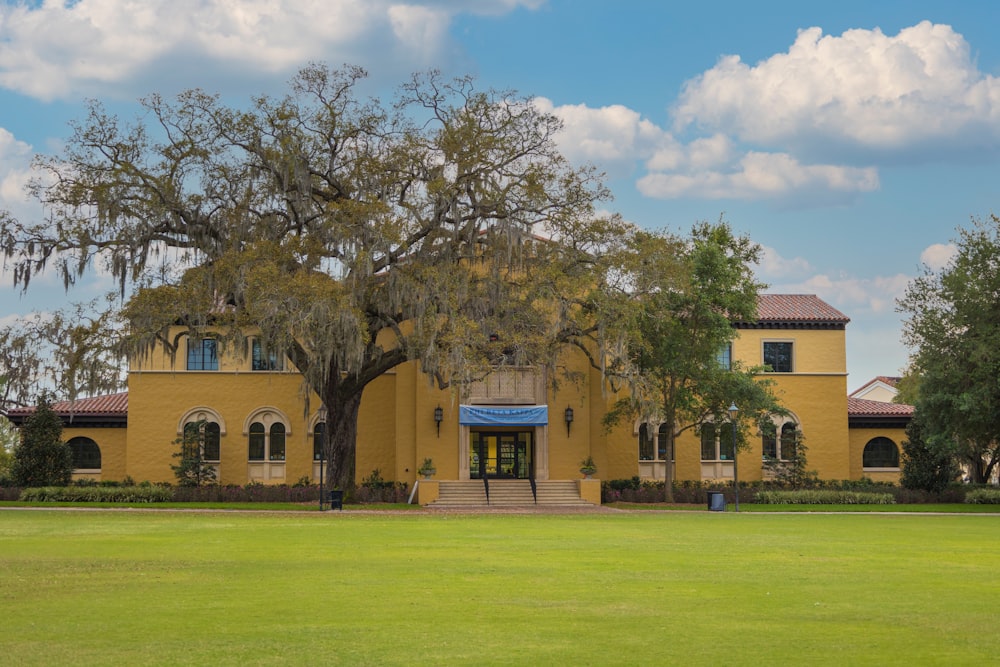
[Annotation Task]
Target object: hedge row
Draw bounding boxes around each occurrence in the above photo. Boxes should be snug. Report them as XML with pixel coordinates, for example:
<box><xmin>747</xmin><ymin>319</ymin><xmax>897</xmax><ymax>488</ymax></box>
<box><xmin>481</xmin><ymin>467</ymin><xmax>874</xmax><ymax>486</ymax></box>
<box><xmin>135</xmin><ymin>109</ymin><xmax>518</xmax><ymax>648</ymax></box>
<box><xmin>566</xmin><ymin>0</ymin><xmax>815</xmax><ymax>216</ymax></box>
<box><xmin>20</xmin><ymin>485</ymin><xmax>173</xmax><ymax>503</ymax></box>
<box><xmin>756</xmin><ymin>490</ymin><xmax>896</xmax><ymax>505</ymax></box>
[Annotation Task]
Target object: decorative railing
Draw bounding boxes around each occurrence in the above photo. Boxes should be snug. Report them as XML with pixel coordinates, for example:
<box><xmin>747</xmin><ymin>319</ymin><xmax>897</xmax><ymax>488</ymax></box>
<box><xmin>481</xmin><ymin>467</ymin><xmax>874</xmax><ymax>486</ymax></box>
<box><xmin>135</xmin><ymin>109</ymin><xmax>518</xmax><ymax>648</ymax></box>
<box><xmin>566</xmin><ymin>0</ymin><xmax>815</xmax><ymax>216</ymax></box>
<box><xmin>465</xmin><ymin>367</ymin><xmax>544</xmax><ymax>404</ymax></box>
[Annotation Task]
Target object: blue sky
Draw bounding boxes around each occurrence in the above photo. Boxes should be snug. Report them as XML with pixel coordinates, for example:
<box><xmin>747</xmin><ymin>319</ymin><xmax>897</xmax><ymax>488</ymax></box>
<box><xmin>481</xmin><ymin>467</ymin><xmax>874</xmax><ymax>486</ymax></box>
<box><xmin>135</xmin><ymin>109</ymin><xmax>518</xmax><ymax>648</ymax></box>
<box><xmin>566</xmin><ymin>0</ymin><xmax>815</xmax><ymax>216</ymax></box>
<box><xmin>2</xmin><ymin>0</ymin><xmax>999</xmax><ymax>392</ymax></box>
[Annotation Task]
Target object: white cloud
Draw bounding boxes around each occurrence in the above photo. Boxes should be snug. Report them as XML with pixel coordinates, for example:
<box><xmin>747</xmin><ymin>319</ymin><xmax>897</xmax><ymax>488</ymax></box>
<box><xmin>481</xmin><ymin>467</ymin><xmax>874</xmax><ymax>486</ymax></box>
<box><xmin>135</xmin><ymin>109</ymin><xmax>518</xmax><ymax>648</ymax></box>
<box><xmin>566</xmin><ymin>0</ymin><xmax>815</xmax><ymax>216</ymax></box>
<box><xmin>674</xmin><ymin>21</ymin><xmax>1000</xmax><ymax>155</ymax></box>
<box><xmin>0</xmin><ymin>1</ymin><xmax>542</xmax><ymax>101</ymax></box>
<box><xmin>920</xmin><ymin>242</ymin><xmax>957</xmax><ymax>270</ymax></box>
<box><xmin>756</xmin><ymin>245</ymin><xmax>812</xmax><ymax>281</ymax></box>
<box><xmin>637</xmin><ymin>151</ymin><xmax>879</xmax><ymax>200</ymax></box>
<box><xmin>0</xmin><ymin>128</ymin><xmax>33</xmax><ymax>208</ymax></box>
<box><xmin>533</xmin><ymin>97</ymin><xmax>670</xmax><ymax>177</ymax></box>
<box><xmin>769</xmin><ymin>271</ymin><xmax>910</xmax><ymax>315</ymax></box>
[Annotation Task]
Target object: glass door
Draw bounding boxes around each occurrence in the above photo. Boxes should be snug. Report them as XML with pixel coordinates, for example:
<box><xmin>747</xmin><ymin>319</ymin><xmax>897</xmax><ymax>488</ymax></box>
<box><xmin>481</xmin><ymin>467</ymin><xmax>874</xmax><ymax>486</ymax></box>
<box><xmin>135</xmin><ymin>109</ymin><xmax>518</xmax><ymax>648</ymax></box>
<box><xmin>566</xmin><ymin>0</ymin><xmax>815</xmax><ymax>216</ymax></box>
<box><xmin>471</xmin><ymin>431</ymin><xmax>532</xmax><ymax>479</ymax></box>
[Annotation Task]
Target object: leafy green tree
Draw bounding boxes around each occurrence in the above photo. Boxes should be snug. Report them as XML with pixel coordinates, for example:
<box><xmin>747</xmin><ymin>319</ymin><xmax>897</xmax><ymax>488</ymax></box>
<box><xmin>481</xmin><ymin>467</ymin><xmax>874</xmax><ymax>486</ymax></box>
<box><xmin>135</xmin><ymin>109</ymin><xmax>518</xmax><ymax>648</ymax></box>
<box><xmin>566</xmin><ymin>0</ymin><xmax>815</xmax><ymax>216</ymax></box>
<box><xmin>603</xmin><ymin>221</ymin><xmax>786</xmax><ymax>502</ymax></box>
<box><xmin>0</xmin><ymin>416</ymin><xmax>15</xmax><ymax>483</ymax></box>
<box><xmin>1</xmin><ymin>64</ymin><xmax>621</xmax><ymax>490</ymax></box>
<box><xmin>10</xmin><ymin>394</ymin><xmax>72</xmax><ymax>487</ymax></box>
<box><xmin>900</xmin><ymin>411</ymin><xmax>959</xmax><ymax>492</ymax></box>
<box><xmin>170</xmin><ymin>420</ymin><xmax>218</xmax><ymax>487</ymax></box>
<box><xmin>898</xmin><ymin>215</ymin><xmax>1000</xmax><ymax>483</ymax></box>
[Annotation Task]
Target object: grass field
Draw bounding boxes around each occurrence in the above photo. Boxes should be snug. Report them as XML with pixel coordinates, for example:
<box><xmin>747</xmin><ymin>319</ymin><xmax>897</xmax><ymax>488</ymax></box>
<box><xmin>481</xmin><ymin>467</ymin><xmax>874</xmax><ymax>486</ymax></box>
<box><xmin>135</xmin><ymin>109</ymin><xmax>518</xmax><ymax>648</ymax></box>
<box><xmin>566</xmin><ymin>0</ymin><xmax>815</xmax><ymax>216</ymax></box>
<box><xmin>2</xmin><ymin>509</ymin><xmax>998</xmax><ymax>666</ymax></box>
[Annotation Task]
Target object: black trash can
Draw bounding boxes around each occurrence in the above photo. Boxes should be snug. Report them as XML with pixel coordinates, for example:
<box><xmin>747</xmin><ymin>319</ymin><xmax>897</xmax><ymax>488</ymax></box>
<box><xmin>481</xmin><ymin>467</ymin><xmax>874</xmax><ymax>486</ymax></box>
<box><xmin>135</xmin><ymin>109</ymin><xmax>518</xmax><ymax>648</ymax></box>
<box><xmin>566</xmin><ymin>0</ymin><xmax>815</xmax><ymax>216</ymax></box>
<box><xmin>328</xmin><ymin>489</ymin><xmax>344</xmax><ymax>511</ymax></box>
<box><xmin>707</xmin><ymin>491</ymin><xmax>726</xmax><ymax>512</ymax></box>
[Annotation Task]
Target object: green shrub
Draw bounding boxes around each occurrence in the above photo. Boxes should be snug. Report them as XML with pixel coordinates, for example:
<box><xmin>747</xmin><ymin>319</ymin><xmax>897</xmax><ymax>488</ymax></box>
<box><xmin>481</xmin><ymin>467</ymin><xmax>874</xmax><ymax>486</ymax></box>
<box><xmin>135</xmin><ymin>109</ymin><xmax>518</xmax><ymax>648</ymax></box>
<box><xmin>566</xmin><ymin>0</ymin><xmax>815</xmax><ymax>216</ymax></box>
<box><xmin>964</xmin><ymin>488</ymin><xmax>1000</xmax><ymax>504</ymax></box>
<box><xmin>19</xmin><ymin>485</ymin><xmax>173</xmax><ymax>503</ymax></box>
<box><xmin>755</xmin><ymin>490</ymin><xmax>895</xmax><ymax>505</ymax></box>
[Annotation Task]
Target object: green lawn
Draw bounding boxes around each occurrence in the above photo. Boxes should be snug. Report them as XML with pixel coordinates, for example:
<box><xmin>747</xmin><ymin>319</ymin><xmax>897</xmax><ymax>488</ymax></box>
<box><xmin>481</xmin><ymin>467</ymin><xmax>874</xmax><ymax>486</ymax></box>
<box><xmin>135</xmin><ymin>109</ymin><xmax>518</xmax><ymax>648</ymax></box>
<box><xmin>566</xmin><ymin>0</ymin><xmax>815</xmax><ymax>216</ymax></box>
<box><xmin>2</xmin><ymin>509</ymin><xmax>998</xmax><ymax>666</ymax></box>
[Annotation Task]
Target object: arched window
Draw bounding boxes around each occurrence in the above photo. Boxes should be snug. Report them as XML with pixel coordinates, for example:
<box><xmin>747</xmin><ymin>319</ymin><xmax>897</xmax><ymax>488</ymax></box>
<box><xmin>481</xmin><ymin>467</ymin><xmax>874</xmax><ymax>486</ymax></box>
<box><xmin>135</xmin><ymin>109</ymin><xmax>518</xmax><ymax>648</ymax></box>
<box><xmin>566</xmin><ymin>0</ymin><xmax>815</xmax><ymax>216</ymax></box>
<box><xmin>657</xmin><ymin>424</ymin><xmax>671</xmax><ymax>461</ymax></box>
<box><xmin>779</xmin><ymin>423</ymin><xmax>798</xmax><ymax>461</ymax></box>
<box><xmin>701</xmin><ymin>424</ymin><xmax>717</xmax><ymax>461</ymax></box>
<box><xmin>863</xmin><ymin>437</ymin><xmax>900</xmax><ymax>468</ymax></box>
<box><xmin>246</xmin><ymin>411</ymin><xmax>289</xmax><ymax>463</ymax></box>
<box><xmin>204</xmin><ymin>423</ymin><xmax>221</xmax><ymax>461</ymax></box>
<box><xmin>637</xmin><ymin>423</ymin><xmax>653</xmax><ymax>461</ymax></box>
<box><xmin>269</xmin><ymin>423</ymin><xmax>286</xmax><ymax>461</ymax></box>
<box><xmin>314</xmin><ymin>422</ymin><xmax>325</xmax><ymax>461</ymax></box>
<box><xmin>182</xmin><ymin>421</ymin><xmax>221</xmax><ymax>462</ymax></box>
<box><xmin>761</xmin><ymin>415</ymin><xmax>801</xmax><ymax>461</ymax></box>
<box><xmin>67</xmin><ymin>437</ymin><xmax>101</xmax><ymax>470</ymax></box>
<box><xmin>248</xmin><ymin>422</ymin><xmax>266</xmax><ymax>461</ymax></box>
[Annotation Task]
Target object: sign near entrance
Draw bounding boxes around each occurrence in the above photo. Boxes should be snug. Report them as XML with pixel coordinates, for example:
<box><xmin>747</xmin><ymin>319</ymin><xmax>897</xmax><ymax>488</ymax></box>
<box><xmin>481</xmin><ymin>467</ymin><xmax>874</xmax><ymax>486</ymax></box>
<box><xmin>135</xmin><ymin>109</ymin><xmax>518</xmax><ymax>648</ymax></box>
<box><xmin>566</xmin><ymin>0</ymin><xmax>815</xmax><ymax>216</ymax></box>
<box><xmin>459</xmin><ymin>405</ymin><xmax>548</xmax><ymax>426</ymax></box>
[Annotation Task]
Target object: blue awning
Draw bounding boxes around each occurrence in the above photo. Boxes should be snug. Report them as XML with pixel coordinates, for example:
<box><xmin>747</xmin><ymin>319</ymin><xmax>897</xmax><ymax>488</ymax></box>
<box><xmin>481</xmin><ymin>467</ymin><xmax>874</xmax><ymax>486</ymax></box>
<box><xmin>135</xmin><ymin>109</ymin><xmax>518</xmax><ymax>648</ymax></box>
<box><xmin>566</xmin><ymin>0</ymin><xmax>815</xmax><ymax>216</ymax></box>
<box><xmin>459</xmin><ymin>405</ymin><xmax>549</xmax><ymax>427</ymax></box>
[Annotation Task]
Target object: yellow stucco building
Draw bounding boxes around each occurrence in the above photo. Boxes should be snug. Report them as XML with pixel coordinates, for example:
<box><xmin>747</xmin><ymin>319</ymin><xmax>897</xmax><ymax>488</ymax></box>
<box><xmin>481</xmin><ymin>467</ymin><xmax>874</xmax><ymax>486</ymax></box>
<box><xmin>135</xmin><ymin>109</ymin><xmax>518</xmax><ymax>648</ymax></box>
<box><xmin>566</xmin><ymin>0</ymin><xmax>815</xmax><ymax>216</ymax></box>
<box><xmin>7</xmin><ymin>294</ymin><xmax>911</xmax><ymax>502</ymax></box>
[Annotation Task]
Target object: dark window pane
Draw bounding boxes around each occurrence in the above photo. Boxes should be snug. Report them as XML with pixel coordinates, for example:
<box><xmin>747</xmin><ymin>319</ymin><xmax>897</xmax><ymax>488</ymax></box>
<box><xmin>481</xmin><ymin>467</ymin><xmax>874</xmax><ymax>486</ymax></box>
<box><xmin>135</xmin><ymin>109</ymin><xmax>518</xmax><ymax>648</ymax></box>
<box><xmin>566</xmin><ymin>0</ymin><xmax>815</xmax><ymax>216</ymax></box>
<box><xmin>638</xmin><ymin>423</ymin><xmax>653</xmax><ymax>461</ymax></box>
<box><xmin>701</xmin><ymin>424</ymin><xmax>716</xmax><ymax>461</ymax></box>
<box><xmin>248</xmin><ymin>422</ymin><xmax>265</xmax><ymax>461</ymax></box>
<box><xmin>763</xmin><ymin>342</ymin><xmax>793</xmax><ymax>373</ymax></box>
<box><xmin>187</xmin><ymin>338</ymin><xmax>218</xmax><ymax>371</ymax></box>
<box><xmin>204</xmin><ymin>422</ymin><xmax>221</xmax><ymax>461</ymax></box>
<box><xmin>863</xmin><ymin>437</ymin><xmax>899</xmax><ymax>468</ymax></box>
<box><xmin>68</xmin><ymin>437</ymin><xmax>101</xmax><ymax>469</ymax></box>
<box><xmin>780</xmin><ymin>423</ymin><xmax>798</xmax><ymax>460</ymax></box>
<box><xmin>719</xmin><ymin>425</ymin><xmax>735</xmax><ymax>461</ymax></box>
<box><xmin>252</xmin><ymin>339</ymin><xmax>281</xmax><ymax>371</ymax></box>
<box><xmin>269</xmin><ymin>423</ymin><xmax>285</xmax><ymax>461</ymax></box>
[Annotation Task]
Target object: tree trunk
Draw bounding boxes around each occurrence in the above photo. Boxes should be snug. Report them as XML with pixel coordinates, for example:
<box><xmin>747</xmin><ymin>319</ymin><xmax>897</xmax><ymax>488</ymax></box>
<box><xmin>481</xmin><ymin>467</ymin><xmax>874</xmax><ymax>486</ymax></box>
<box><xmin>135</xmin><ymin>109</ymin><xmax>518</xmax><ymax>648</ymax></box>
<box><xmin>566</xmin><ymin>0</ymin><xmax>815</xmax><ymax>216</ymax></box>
<box><xmin>664</xmin><ymin>429</ymin><xmax>675</xmax><ymax>504</ymax></box>
<box><xmin>322</xmin><ymin>391</ymin><xmax>362</xmax><ymax>492</ymax></box>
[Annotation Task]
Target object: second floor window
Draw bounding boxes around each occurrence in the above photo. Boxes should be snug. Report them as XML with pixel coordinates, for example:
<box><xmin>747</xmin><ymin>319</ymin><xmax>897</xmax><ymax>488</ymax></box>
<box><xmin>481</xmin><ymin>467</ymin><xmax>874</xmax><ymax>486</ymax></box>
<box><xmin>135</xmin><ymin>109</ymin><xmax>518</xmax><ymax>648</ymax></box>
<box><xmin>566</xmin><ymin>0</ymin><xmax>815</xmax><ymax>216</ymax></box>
<box><xmin>716</xmin><ymin>344</ymin><xmax>732</xmax><ymax>370</ymax></box>
<box><xmin>763</xmin><ymin>341</ymin><xmax>793</xmax><ymax>373</ymax></box>
<box><xmin>187</xmin><ymin>338</ymin><xmax>218</xmax><ymax>371</ymax></box>
<box><xmin>252</xmin><ymin>339</ymin><xmax>282</xmax><ymax>371</ymax></box>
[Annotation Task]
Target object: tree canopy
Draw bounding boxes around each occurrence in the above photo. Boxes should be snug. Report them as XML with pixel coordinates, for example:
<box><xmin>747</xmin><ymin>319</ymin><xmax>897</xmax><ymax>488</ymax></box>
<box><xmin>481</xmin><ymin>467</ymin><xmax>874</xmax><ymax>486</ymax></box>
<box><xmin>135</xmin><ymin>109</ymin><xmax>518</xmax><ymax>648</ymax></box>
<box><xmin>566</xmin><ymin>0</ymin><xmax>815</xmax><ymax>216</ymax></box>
<box><xmin>898</xmin><ymin>214</ymin><xmax>1000</xmax><ymax>483</ymax></box>
<box><xmin>0</xmin><ymin>64</ymin><xmax>625</xmax><ymax>489</ymax></box>
<box><xmin>602</xmin><ymin>221</ymin><xmax>785</xmax><ymax>501</ymax></box>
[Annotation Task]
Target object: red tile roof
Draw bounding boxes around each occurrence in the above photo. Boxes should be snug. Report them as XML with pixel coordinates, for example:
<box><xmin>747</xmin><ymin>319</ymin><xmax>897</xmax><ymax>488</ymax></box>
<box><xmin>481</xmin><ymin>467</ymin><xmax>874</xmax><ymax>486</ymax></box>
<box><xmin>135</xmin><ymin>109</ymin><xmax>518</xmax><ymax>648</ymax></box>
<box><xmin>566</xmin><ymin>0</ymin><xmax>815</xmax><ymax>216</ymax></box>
<box><xmin>847</xmin><ymin>396</ymin><xmax>914</xmax><ymax>417</ymax></box>
<box><xmin>757</xmin><ymin>294</ymin><xmax>850</xmax><ymax>323</ymax></box>
<box><xmin>6</xmin><ymin>392</ymin><xmax>128</xmax><ymax>420</ymax></box>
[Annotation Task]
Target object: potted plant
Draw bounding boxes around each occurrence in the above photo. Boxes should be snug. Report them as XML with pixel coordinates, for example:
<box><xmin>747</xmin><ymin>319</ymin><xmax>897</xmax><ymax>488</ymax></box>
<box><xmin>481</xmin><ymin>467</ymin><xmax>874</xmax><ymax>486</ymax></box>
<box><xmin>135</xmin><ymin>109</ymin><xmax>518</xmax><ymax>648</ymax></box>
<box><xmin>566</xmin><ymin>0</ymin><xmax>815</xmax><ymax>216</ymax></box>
<box><xmin>418</xmin><ymin>457</ymin><xmax>436</xmax><ymax>479</ymax></box>
<box><xmin>579</xmin><ymin>455</ymin><xmax>597</xmax><ymax>479</ymax></box>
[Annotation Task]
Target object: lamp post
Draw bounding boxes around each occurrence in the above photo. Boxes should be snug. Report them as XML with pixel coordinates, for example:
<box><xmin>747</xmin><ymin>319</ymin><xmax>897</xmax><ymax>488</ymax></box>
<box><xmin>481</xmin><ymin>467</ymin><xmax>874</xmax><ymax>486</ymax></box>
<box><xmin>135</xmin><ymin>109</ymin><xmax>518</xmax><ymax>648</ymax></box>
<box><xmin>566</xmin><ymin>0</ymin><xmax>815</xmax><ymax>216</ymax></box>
<box><xmin>728</xmin><ymin>402</ymin><xmax>739</xmax><ymax>512</ymax></box>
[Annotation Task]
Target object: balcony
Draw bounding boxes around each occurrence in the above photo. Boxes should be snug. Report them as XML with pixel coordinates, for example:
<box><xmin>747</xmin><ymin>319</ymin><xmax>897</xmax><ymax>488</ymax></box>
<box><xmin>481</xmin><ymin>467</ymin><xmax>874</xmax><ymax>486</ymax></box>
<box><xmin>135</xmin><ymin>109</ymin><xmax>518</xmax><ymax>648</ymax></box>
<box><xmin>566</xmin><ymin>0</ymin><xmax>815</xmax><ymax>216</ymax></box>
<box><xmin>465</xmin><ymin>367</ymin><xmax>544</xmax><ymax>405</ymax></box>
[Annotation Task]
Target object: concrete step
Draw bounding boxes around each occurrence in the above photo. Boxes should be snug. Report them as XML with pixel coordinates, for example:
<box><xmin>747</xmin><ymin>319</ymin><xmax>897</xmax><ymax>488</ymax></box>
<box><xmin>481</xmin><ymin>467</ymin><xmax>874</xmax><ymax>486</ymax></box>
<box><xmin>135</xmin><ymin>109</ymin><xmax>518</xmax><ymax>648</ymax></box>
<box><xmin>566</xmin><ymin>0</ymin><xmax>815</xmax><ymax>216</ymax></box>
<box><xmin>429</xmin><ymin>479</ymin><xmax>594</xmax><ymax>507</ymax></box>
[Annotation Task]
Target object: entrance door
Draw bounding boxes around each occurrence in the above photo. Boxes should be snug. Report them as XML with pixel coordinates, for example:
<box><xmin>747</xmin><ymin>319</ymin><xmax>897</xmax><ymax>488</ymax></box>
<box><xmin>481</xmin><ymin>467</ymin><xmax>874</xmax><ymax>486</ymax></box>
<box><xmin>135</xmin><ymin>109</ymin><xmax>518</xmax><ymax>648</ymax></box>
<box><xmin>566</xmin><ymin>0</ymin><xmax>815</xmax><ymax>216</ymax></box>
<box><xmin>470</xmin><ymin>431</ymin><xmax>533</xmax><ymax>479</ymax></box>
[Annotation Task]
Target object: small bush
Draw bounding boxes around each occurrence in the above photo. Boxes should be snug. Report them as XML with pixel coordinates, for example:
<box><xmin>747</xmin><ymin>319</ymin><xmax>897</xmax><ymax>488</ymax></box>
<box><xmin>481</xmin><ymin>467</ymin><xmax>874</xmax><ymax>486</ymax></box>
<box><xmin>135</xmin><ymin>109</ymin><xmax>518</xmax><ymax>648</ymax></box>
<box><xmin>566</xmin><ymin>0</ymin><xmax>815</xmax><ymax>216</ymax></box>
<box><xmin>964</xmin><ymin>488</ymin><xmax>1000</xmax><ymax>504</ymax></box>
<box><xmin>755</xmin><ymin>490</ymin><xmax>895</xmax><ymax>505</ymax></box>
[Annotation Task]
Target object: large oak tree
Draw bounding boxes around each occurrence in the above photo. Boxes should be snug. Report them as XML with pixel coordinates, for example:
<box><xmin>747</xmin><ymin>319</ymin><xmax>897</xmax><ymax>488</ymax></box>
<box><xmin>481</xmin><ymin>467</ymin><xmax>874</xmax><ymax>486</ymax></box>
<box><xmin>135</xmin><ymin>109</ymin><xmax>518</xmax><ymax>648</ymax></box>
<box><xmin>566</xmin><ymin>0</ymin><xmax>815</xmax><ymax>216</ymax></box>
<box><xmin>1</xmin><ymin>65</ymin><xmax>623</xmax><ymax>489</ymax></box>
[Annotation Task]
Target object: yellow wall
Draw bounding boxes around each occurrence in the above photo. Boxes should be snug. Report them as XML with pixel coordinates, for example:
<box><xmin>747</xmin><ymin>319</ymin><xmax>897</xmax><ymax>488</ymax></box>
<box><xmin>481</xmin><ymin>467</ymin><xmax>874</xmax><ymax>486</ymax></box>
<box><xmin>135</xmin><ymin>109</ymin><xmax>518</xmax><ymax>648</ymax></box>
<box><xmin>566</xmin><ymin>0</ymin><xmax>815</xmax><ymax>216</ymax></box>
<box><xmin>65</xmin><ymin>426</ymin><xmax>127</xmax><ymax>482</ymax></box>
<box><xmin>849</xmin><ymin>427</ymin><xmax>905</xmax><ymax>483</ymax></box>
<box><xmin>64</xmin><ymin>311</ymin><xmax>871</xmax><ymax>488</ymax></box>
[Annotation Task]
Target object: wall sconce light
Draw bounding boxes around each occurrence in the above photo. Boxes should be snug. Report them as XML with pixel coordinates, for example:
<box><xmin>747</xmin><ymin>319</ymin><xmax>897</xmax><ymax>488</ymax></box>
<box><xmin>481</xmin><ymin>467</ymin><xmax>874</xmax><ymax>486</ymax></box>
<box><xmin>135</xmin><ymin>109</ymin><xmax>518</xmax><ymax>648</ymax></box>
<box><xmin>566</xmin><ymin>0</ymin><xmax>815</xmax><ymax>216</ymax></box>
<box><xmin>564</xmin><ymin>406</ymin><xmax>574</xmax><ymax>437</ymax></box>
<box><xmin>434</xmin><ymin>405</ymin><xmax>443</xmax><ymax>437</ymax></box>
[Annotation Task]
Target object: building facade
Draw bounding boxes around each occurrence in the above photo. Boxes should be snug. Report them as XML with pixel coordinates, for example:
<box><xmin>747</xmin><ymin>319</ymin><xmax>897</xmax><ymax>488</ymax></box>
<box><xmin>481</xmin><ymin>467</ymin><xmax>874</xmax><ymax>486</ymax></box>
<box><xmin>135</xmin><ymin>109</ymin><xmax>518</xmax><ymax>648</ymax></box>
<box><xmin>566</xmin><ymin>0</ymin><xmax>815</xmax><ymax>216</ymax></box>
<box><xmin>7</xmin><ymin>294</ymin><xmax>911</xmax><ymax>498</ymax></box>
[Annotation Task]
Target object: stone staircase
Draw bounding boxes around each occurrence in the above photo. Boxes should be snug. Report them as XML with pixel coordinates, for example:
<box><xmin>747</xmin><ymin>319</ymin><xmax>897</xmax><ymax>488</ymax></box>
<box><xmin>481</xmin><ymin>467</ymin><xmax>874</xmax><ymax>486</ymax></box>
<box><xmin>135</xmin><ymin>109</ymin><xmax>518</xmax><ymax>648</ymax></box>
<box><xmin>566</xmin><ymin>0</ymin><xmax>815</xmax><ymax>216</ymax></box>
<box><xmin>428</xmin><ymin>479</ymin><xmax>593</xmax><ymax>508</ymax></box>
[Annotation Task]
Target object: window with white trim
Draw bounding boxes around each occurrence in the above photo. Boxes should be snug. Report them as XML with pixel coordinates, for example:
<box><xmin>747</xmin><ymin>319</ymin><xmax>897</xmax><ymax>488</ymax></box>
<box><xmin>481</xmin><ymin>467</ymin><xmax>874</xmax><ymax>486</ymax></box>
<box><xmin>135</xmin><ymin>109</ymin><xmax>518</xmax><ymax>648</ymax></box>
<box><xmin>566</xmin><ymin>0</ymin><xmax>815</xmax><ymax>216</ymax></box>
<box><xmin>183</xmin><ymin>420</ymin><xmax>221</xmax><ymax>462</ymax></box>
<box><xmin>249</xmin><ymin>421</ymin><xmax>286</xmax><ymax>461</ymax></box>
